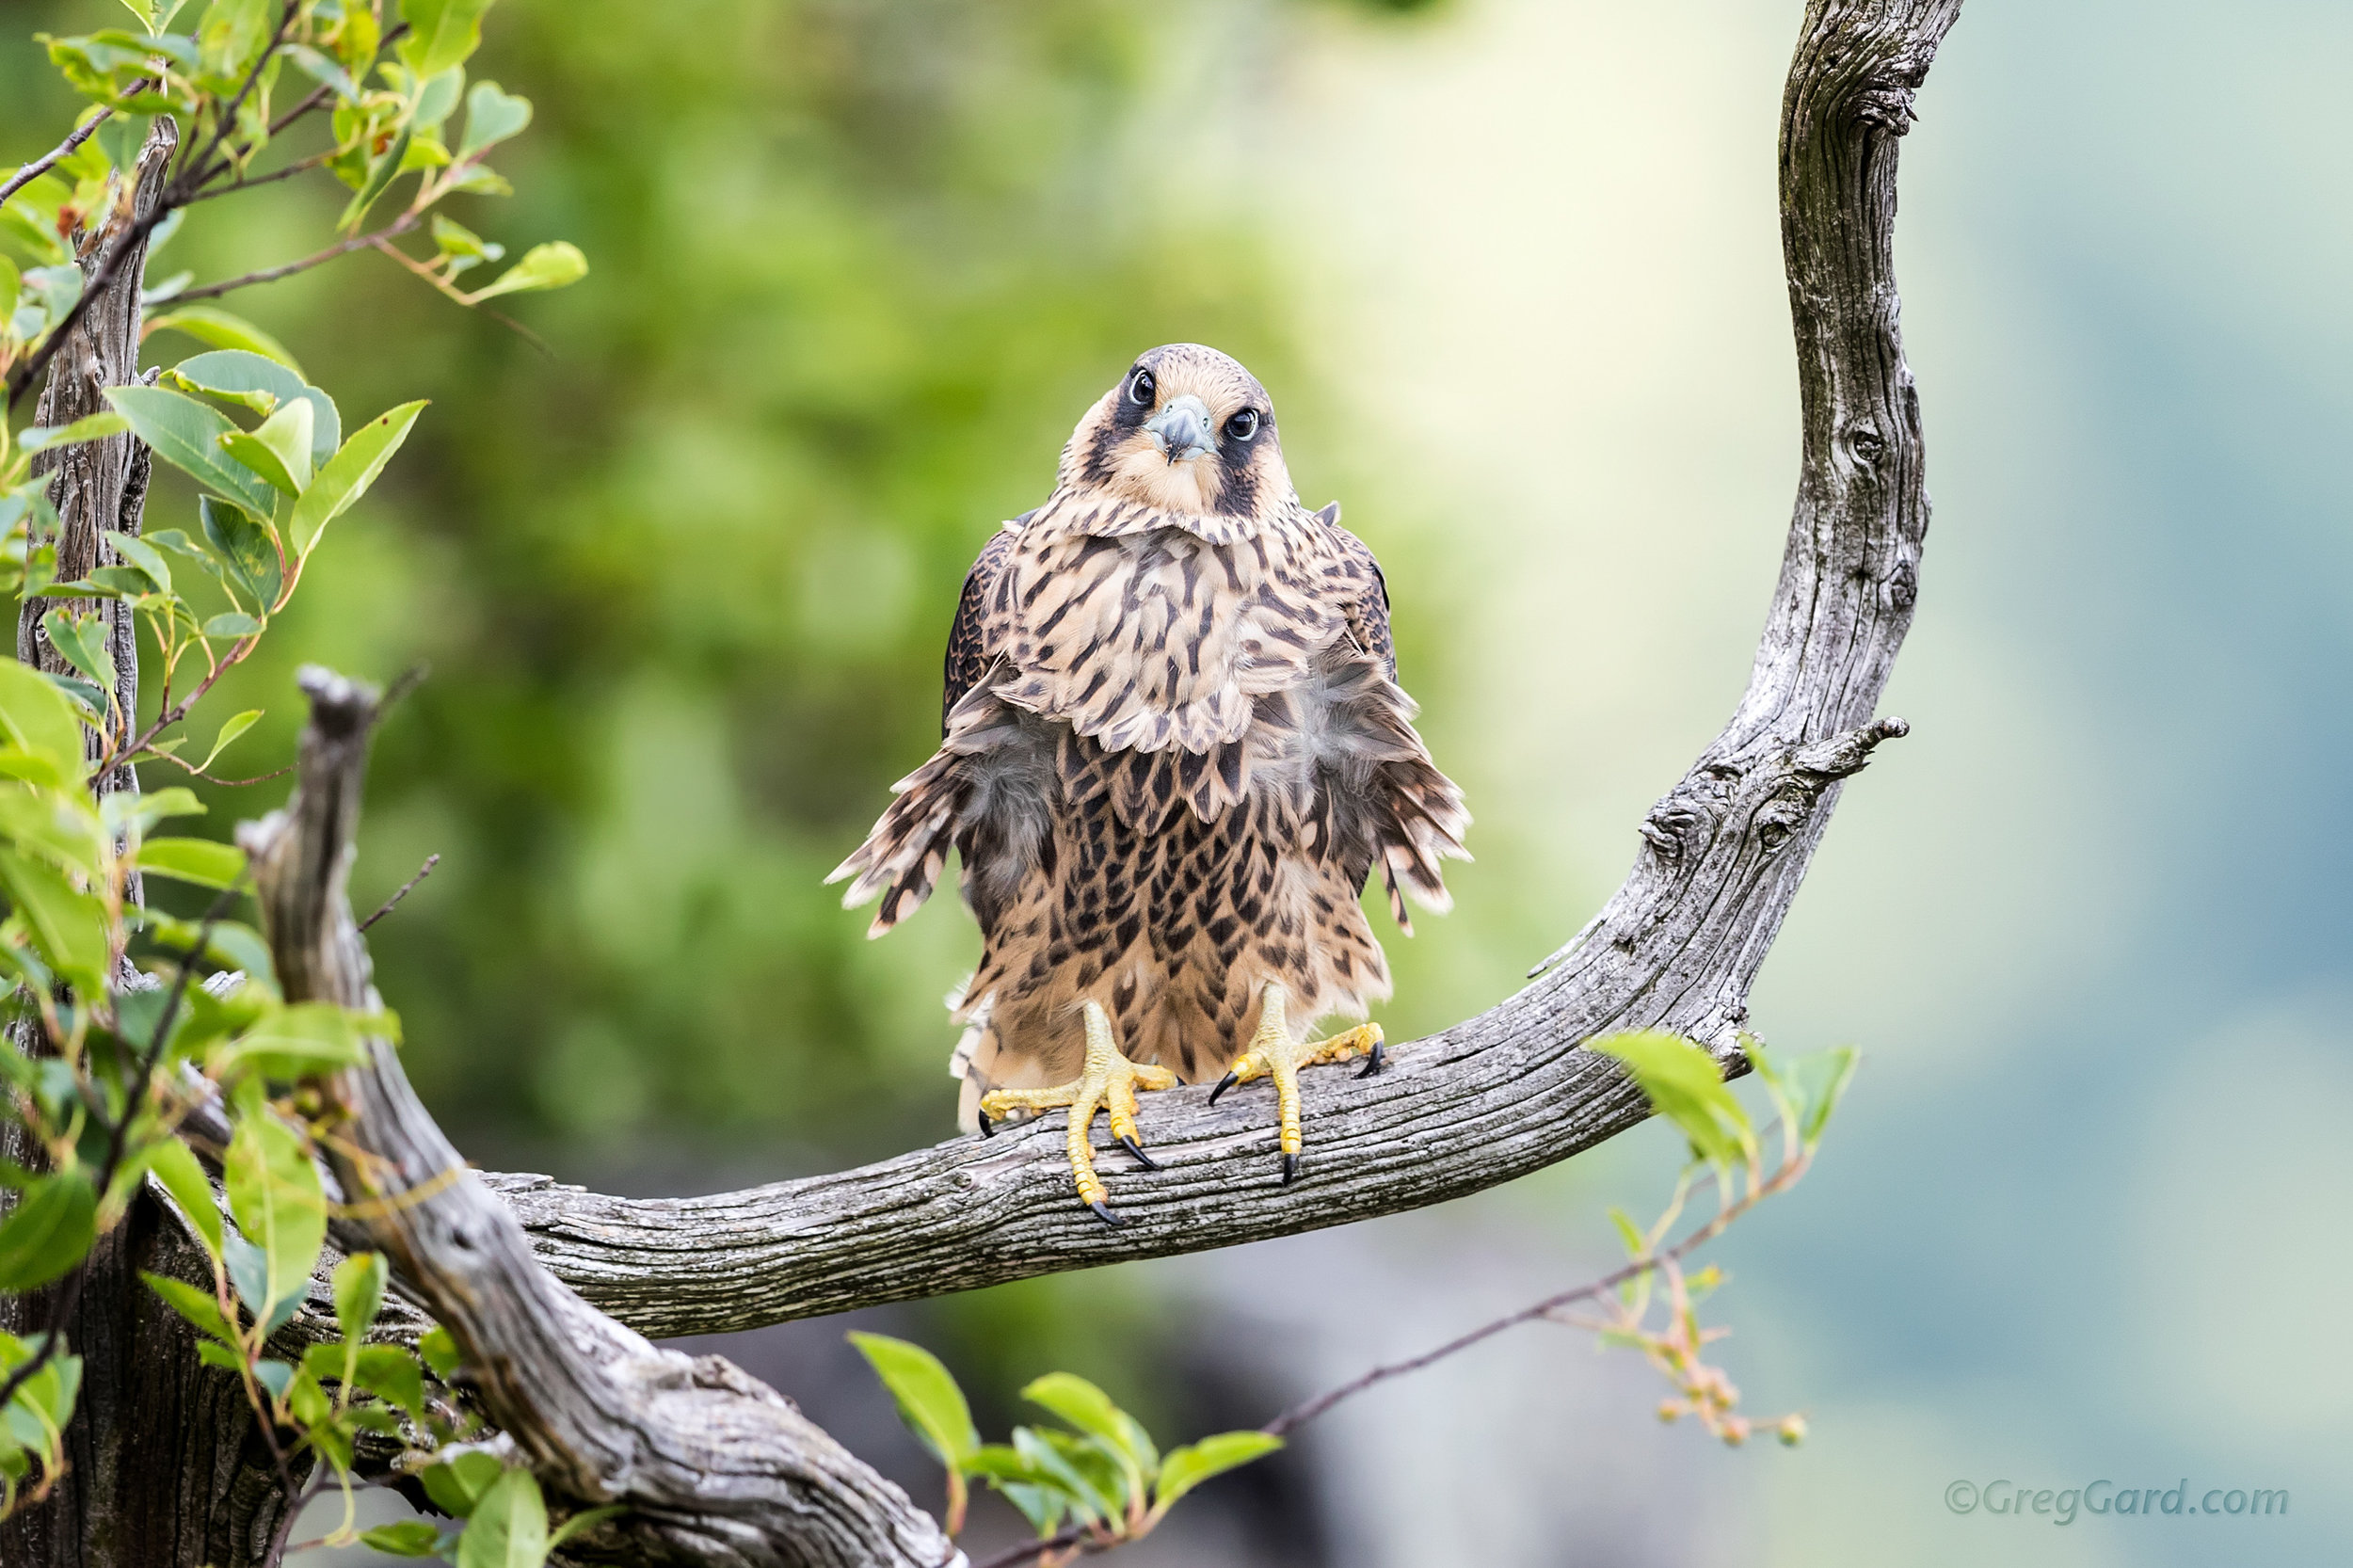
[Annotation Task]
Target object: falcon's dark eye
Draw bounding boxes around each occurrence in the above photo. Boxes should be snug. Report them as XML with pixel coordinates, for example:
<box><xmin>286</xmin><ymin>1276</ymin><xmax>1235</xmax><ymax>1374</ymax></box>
<box><xmin>1128</xmin><ymin>369</ymin><xmax>1157</xmax><ymax>407</ymax></box>
<box><xmin>1225</xmin><ymin>408</ymin><xmax>1260</xmax><ymax>443</ymax></box>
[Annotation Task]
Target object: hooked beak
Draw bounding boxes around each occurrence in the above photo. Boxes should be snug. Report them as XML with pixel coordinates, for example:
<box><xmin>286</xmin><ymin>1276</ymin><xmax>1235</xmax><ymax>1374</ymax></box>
<box><xmin>1144</xmin><ymin>394</ymin><xmax>1214</xmax><ymax>464</ymax></box>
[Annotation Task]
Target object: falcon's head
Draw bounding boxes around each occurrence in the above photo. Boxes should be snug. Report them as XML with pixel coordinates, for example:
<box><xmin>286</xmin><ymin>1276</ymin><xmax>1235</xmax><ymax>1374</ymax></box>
<box><xmin>1061</xmin><ymin>344</ymin><xmax>1296</xmax><ymax>527</ymax></box>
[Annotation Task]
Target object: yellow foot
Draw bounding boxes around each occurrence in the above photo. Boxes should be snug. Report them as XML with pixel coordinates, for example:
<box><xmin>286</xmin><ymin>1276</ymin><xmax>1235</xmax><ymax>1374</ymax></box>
<box><xmin>1208</xmin><ymin>986</ymin><xmax>1385</xmax><ymax>1185</ymax></box>
<box><xmin>976</xmin><ymin>1000</ymin><xmax>1179</xmax><ymax>1225</ymax></box>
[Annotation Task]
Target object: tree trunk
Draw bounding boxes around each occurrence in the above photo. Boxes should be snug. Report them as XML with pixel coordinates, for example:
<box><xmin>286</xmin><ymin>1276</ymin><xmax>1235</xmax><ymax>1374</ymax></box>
<box><xmin>0</xmin><ymin>117</ymin><xmax>295</xmax><ymax>1568</ymax></box>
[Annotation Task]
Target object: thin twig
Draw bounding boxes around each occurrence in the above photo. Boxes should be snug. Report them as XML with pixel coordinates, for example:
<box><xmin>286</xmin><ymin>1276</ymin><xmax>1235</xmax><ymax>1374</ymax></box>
<box><xmin>178</xmin><ymin>3</ymin><xmax>300</xmax><ymax>193</ymax></box>
<box><xmin>1263</xmin><ymin>1154</ymin><xmax>1805</xmax><ymax>1438</ymax></box>
<box><xmin>261</xmin><ymin>20</ymin><xmax>408</xmax><ymax>141</ymax></box>
<box><xmin>0</xmin><ymin>110</ymin><xmax>113</xmax><ymax>208</ymax></box>
<box><xmin>972</xmin><ymin>1147</ymin><xmax>1812</xmax><ymax>1568</ymax></box>
<box><xmin>171</xmin><ymin>212</ymin><xmax>420</xmax><ymax>303</ymax></box>
<box><xmin>261</xmin><ymin>1453</ymin><xmax>335</xmax><ymax>1568</ymax></box>
<box><xmin>359</xmin><ymin>854</ymin><xmax>440</xmax><ymax>932</ymax></box>
<box><xmin>186</xmin><ymin>149</ymin><xmax>335</xmax><ymax>203</ymax></box>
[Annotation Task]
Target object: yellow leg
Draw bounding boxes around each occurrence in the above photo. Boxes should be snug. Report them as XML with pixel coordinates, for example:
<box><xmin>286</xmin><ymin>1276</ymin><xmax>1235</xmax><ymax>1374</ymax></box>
<box><xmin>976</xmin><ymin>1000</ymin><xmax>1179</xmax><ymax>1224</ymax></box>
<box><xmin>1209</xmin><ymin>985</ymin><xmax>1386</xmax><ymax>1184</ymax></box>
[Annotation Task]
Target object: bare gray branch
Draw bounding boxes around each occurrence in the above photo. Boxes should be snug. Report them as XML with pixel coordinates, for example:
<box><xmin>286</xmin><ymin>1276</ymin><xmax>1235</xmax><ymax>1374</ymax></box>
<box><xmin>483</xmin><ymin>0</ymin><xmax>1965</xmax><ymax>1346</ymax></box>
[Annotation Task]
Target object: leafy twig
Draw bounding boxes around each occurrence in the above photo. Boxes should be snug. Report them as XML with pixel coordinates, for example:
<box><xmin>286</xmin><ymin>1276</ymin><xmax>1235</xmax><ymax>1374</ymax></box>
<box><xmin>0</xmin><ymin>109</ymin><xmax>114</xmax><ymax>208</ymax></box>
<box><xmin>185</xmin><ymin>150</ymin><xmax>336</xmax><ymax>204</ymax></box>
<box><xmin>171</xmin><ymin>212</ymin><xmax>421</xmax><ymax>303</ymax></box>
<box><xmin>178</xmin><ymin>3</ymin><xmax>302</xmax><ymax>192</ymax></box>
<box><xmin>0</xmin><ymin>888</ymin><xmax>236</xmax><ymax>1421</ymax></box>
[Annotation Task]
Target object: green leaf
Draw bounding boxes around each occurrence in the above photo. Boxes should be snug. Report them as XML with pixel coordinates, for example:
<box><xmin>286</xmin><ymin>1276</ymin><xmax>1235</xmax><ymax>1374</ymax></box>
<box><xmin>0</xmin><ymin>1333</ymin><xmax>83</xmax><ymax>1456</ymax></box>
<box><xmin>466</xmin><ymin>241</ymin><xmax>586</xmax><ymax>302</ymax></box>
<box><xmin>104</xmin><ymin>785</ymin><xmax>203</xmax><ymax>839</ymax></box>
<box><xmin>223</xmin><ymin>1109</ymin><xmax>327</xmax><ymax>1334</ymax></box>
<box><xmin>224</xmin><ymin>398</ymin><xmax>316</xmax><ymax>494</ymax></box>
<box><xmin>412</xmin><ymin>66</ymin><xmax>467</xmax><ymax>135</ymax></box>
<box><xmin>136</xmin><ymin>910</ymin><xmax>277</xmax><ymax>992</ymax></box>
<box><xmin>456</xmin><ymin>1466</ymin><xmax>548</xmax><ymax>1568</ymax></box>
<box><xmin>418</xmin><ymin>1324</ymin><xmax>461</xmax><ymax>1380</ymax></box>
<box><xmin>196</xmin><ymin>709</ymin><xmax>262</xmax><ymax>770</ymax></box>
<box><xmin>336</xmin><ymin>125</ymin><xmax>411</xmax><ymax>233</ymax></box>
<box><xmin>143</xmin><ymin>307</ymin><xmax>304</xmax><ymax>376</ymax></box>
<box><xmin>0</xmin><ymin>1171</ymin><xmax>97</xmax><ymax>1291</ymax></box>
<box><xmin>143</xmin><ymin>1261</ymin><xmax>240</xmax><ymax>1336</ymax></box>
<box><xmin>0</xmin><ymin>784</ymin><xmax>104</xmax><ymax>878</ymax></box>
<box><xmin>20</xmin><ymin>412</ymin><xmax>129</xmax><ymax>455</ymax></box>
<box><xmin>284</xmin><ymin>43</ymin><xmax>360</xmax><ymax>104</ymax></box>
<box><xmin>332</xmin><ymin>1249</ymin><xmax>387</xmax><ymax>1344</ymax></box>
<box><xmin>198</xmin><ymin>495</ymin><xmax>282</xmax><ymax>609</ymax></box>
<box><xmin>1790</xmin><ymin>1045</ymin><xmax>1859</xmax><ymax>1146</ymax></box>
<box><xmin>848</xmin><ymin>1332</ymin><xmax>979</xmax><ymax>1467</ymax></box>
<box><xmin>429</xmin><ymin>213</ymin><xmax>503</xmax><ymax>276</ymax></box>
<box><xmin>1588</xmin><ymin>1030</ymin><xmax>1753</xmax><ymax>1171</ymax></box>
<box><xmin>202</xmin><ymin>613</ymin><xmax>264</xmax><ymax>639</ymax></box>
<box><xmin>36</xmin><ymin>672</ymin><xmax>105</xmax><ymax>727</ymax></box>
<box><xmin>37</xmin><ymin>609</ymin><xmax>114</xmax><ymax>701</ymax></box>
<box><xmin>398</xmin><ymin>0</ymin><xmax>497</xmax><ymax>79</ymax></box>
<box><xmin>0</xmin><ymin>659</ymin><xmax>88</xmax><ymax>781</ymax></box>
<box><xmin>103</xmin><ymin>531</ymin><xmax>173</xmax><ymax>595</ymax></box>
<box><xmin>0</xmin><ymin>850</ymin><xmax>110</xmax><ymax>992</ymax></box>
<box><xmin>20</xmin><ymin>264</ymin><xmax>80</xmax><ymax>327</ymax></box>
<box><xmin>457</xmin><ymin>80</ymin><xmax>530</xmax><ymax>160</ymax></box>
<box><xmin>352</xmin><ymin>1343</ymin><xmax>424</xmax><ymax>1416</ymax></box>
<box><xmin>212</xmin><ymin>1000</ymin><xmax>387</xmax><ymax>1081</ymax></box>
<box><xmin>420</xmin><ymin>1448</ymin><xmax>505</xmax><ymax>1516</ymax></box>
<box><xmin>144</xmin><ymin>1137</ymin><xmax>224</xmax><ymax>1258</ymax></box>
<box><xmin>1153</xmin><ymin>1430</ymin><xmax>1282</xmax><ymax>1512</ymax></box>
<box><xmin>168</xmin><ymin>350</ymin><xmax>338</xmax><ymax>465</ymax></box>
<box><xmin>136</xmin><ymin>836</ymin><xmax>247</xmax><ymax>889</ymax></box>
<box><xmin>1608</xmin><ymin>1206</ymin><xmax>1647</xmax><ymax>1260</ymax></box>
<box><xmin>1022</xmin><ymin>1370</ymin><xmax>1156</xmax><ymax>1478</ymax></box>
<box><xmin>447</xmin><ymin>165</ymin><xmax>511</xmax><ymax>198</ymax></box>
<box><xmin>548</xmin><ymin>1504</ymin><xmax>624</xmax><ymax>1550</ymax></box>
<box><xmin>194</xmin><ymin>1337</ymin><xmax>245</xmax><ymax>1374</ymax></box>
<box><xmin>1013</xmin><ymin>1427</ymin><xmax>1120</xmax><ymax>1523</ymax></box>
<box><xmin>197</xmin><ymin>0</ymin><xmax>274</xmax><ymax>78</ymax></box>
<box><xmin>93</xmin><ymin>110</ymin><xmax>153</xmax><ymax>173</ymax></box>
<box><xmin>105</xmin><ymin>385</ymin><xmax>280</xmax><ymax>519</ymax></box>
<box><xmin>250</xmin><ymin>1356</ymin><xmax>295</xmax><ymax>1400</ymax></box>
<box><xmin>359</xmin><ymin>1521</ymin><xmax>444</xmax><ymax>1558</ymax></box>
<box><xmin>288</xmin><ymin>401</ymin><xmax>425</xmax><ymax>554</ymax></box>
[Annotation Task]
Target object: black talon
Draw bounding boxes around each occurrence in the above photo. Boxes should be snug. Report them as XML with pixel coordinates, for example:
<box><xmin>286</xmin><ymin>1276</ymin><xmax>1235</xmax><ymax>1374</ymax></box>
<box><xmin>977</xmin><ymin>1111</ymin><xmax>995</xmax><ymax>1137</ymax></box>
<box><xmin>1117</xmin><ymin>1135</ymin><xmax>1160</xmax><ymax>1171</ymax></box>
<box><xmin>1281</xmin><ymin>1152</ymin><xmax>1300</xmax><ymax>1185</ymax></box>
<box><xmin>1088</xmin><ymin>1200</ymin><xmax>1121</xmax><ymax>1227</ymax></box>
<box><xmin>1209</xmin><ymin>1071</ymin><xmax>1239</xmax><ymax>1105</ymax></box>
<box><xmin>1355</xmin><ymin>1041</ymin><xmax>1386</xmax><ymax>1080</ymax></box>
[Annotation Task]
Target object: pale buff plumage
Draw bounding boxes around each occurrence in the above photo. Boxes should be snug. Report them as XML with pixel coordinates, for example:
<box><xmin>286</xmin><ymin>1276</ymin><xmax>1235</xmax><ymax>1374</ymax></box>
<box><xmin>831</xmin><ymin>344</ymin><xmax>1468</xmax><ymax>1147</ymax></box>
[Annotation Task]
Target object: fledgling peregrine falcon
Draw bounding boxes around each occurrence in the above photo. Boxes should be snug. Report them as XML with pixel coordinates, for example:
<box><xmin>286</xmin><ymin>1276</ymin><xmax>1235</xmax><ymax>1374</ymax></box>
<box><xmin>831</xmin><ymin>344</ymin><xmax>1468</xmax><ymax>1220</ymax></box>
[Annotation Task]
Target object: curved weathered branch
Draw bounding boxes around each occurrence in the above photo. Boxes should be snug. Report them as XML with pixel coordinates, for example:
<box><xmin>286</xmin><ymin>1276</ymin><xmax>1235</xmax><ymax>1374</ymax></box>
<box><xmin>481</xmin><ymin>0</ymin><xmax>1965</xmax><ymax>1342</ymax></box>
<box><xmin>243</xmin><ymin>670</ymin><xmax>955</xmax><ymax>1568</ymax></box>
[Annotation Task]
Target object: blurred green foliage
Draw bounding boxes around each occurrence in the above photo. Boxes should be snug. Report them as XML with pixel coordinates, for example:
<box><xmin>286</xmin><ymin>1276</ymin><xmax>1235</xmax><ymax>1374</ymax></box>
<box><xmin>7</xmin><ymin>0</ymin><xmax>1257</xmax><ymax>1149</ymax></box>
<box><xmin>2</xmin><ymin>0</ymin><xmax>1485</xmax><ymax>1419</ymax></box>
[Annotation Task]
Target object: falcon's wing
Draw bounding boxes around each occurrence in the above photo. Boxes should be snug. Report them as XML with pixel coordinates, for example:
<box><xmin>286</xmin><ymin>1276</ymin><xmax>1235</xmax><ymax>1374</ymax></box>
<box><xmin>942</xmin><ymin>516</ymin><xmax>1027</xmax><ymax>733</ymax></box>
<box><xmin>830</xmin><ymin>518</ymin><xmax>1033</xmax><ymax>936</ymax></box>
<box><xmin>1323</xmin><ymin>516</ymin><xmax>1469</xmax><ymax>936</ymax></box>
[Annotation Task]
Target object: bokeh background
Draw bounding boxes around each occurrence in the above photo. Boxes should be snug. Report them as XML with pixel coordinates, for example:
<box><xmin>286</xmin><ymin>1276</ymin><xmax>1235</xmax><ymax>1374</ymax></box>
<box><xmin>6</xmin><ymin>0</ymin><xmax>2349</xmax><ymax>1562</ymax></box>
